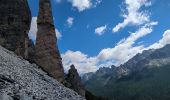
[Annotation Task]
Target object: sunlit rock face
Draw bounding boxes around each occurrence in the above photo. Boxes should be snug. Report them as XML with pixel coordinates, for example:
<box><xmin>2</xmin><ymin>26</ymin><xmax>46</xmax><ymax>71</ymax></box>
<box><xmin>0</xmin><ymin>0</ymin><xmax>31</xmax><ymax>59</ymax></box>
<box><xmin>35</xmin><ymin>0</ymin><xmax>64</xmax><ymax>82</ymax></box>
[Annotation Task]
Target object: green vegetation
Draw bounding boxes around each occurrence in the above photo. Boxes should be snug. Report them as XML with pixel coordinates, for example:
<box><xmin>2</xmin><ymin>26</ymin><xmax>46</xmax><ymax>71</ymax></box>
<box><xmin>85</xmin><ymin>90</ymin><xmax>108</xmax><ymax>100</ymax></box>
<box><xmin>86</xmin><ymin>65</ymin><xmax>170</xmax><ymax>100</ymax></box>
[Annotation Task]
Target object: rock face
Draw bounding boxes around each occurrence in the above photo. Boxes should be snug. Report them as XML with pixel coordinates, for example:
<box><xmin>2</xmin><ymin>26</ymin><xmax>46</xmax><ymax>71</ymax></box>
<box><xmin>0</xmin><ymin>0</ymin><xmax>31</xmax><ymax>59</ymax></box>
<box><xmin>65</xmin><ymin>65</ymin><xmax>85</xmax><ymax>97</ymax></box>
<box><xmin>35</xmin><ymin>0</ymin><xmax>64</xmax><ymax>82</ymax></box>
<box><xmin>27</xmin><ymin>39</ymin><xmax>36</xmax><ymax>63</ymax></box>
<box><xmin>0</xmin><ymin>46</ymin><xmax>85</xmax><ymax>100</ymax></box>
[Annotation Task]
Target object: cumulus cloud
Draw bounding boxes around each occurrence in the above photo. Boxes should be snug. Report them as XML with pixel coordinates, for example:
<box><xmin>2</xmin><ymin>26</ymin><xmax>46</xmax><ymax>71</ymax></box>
<box><xmin>68</xmin><ymin>0</ymin><xmax>102</xmax><ymax>12</ymax></box>
<box><xmin>59</xmin><ymin>0</ymin><xmax>161</xmax><ymax>74</ymax></box>
<box><xmin>68</xmin><ymin>0</ymin><xmax>92</xmax><ymax>12</ymax></box>
<box><xmin>98</xmin><ymin>23</ymin><xmax>156</xmax><ymax>65</ymax></box>
<box><xmin>95</xmin><ymin>25</ymin><xmax>107</xmax><ymax>35</ymax></box>
<box><xmin>62</xmin><ymin>22</ymin><xmax>157</xmax><ymax>73</ymax></box>
<box><xmin>67</xmin><ymin>17</ymin><xmax>74</xmax><ymax>27</ymax></box>
<box><xmin>148</xmin><ymin>30</ymin><xmax>170</xmax><ymax>49</ymax></box>
<box><xmin>28</xmin><ymin>17</ymin><xmax>169</xmax><ymax>74</ymax></box>
<box><xmin>62</xmin><ymin>50</ymin><xmax>98</xmax><ymax>74</ymax></box>
<box><xmin>112</xmin><ymin>0</ymin><xmax>151</xmax><ymax>32</ymax></box>
<box><xmin>28</xmin><ymin>17</ymin><xmax>62</xmax><ymax>41</ymax></box>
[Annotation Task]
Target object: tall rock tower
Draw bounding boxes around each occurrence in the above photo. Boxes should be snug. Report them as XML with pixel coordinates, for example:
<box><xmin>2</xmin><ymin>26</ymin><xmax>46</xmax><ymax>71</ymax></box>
<box><xmin>35</xmin><ymin>0</ymin><xmax>64</xmax><ymax>82</ymax></box>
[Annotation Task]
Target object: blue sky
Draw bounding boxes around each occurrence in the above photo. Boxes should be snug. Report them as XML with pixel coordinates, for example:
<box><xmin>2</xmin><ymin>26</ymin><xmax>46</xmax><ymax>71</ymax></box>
<box><xmin>28</xmin><ymin>0</ymin><xmax>170</xmax><ymax>74</ymax></box>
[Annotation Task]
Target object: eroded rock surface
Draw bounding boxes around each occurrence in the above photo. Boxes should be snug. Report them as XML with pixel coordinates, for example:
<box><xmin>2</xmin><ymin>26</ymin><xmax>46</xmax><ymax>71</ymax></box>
<box><xmin>35</xmin><ymin>0</ymin><xmax>64</xmax><ymax>82</ymax></box>
<box><xmin>0</xmin><ymin>0</ymin><xmax>31</xmax><ymax>59</ymax></box>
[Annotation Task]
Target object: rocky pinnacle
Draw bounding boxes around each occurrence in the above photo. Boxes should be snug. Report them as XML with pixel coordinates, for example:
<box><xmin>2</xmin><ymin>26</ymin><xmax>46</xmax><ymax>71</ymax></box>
<box><xmin>65</xmin><ymin>65</ymin><xmax>86</xmax><ymax>97</ymax></box>
<box><xmin>35</xmin><ymin>0</ymin><xmax>64</xmax><ymax>82</ymax></box>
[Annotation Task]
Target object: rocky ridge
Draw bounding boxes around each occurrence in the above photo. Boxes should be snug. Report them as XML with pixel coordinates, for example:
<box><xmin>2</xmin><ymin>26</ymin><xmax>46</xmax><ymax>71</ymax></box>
<box><xmin>83</xmin><ymin>44</ymin><xmax>170</xmax><ymax>85</ymax></box>
<box><xmin>83</xmin><ymin>44</ymin><xmax>170</xmax><ymax>100</ymax></box>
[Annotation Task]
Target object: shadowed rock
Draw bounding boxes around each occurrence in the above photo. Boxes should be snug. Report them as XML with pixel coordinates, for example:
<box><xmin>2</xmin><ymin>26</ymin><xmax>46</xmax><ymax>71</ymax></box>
<box><xmin>65</xmin><ymin>64</ymin><xmax>85</xmax><ymax>97</ymax></box>
<box><xmin>27</xmin><ymin>39</ymin><xmax>35</xmax><ymax>63</ymax></box>
<box><xmin>35</xmin><ymin>0</ymin><xmax>64</xmax><ymax>82</ymax></box>
<box><xmin>0</xmin><ymin>0</ymin><xmax>31</xmax><ymax>59</ymax></box>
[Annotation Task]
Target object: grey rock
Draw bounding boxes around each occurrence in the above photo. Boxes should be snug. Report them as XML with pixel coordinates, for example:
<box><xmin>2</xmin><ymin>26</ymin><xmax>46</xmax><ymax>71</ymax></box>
<box><xmin>0</xmin><ymin>46</ymin><xmax>85</xmax><ymax>100</ymax></box>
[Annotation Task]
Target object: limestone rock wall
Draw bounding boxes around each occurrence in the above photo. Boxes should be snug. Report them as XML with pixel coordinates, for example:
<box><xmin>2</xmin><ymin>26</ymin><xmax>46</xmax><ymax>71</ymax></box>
<box><xmin>0</xmin><ymin>0</ymin><xmax>32</xmax><ymax>59</ymax></box>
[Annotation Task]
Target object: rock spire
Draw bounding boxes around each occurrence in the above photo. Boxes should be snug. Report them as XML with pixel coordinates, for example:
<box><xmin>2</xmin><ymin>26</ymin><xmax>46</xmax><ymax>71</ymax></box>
<box><xmin>65</xmin><ymin>64</ymin><xmax>85</xmax><ymax>97</ymax></box>
<box><xmin>35</xmin><ymin>0</ymin><xmax>64</xmax><ymax>82</ymax></box>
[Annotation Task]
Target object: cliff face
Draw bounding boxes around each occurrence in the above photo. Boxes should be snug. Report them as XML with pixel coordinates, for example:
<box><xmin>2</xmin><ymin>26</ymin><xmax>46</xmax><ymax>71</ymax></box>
<box><xmin>0</xmin><ymin>0</ymin><xmax>32</xmax><ymax>59</ymax></box>
<box><xmin>65</xmin><ymin>65</ymin><xmax>86</xmax><ymax>97</ymax></box>
<box><xmin>0</xmin><ymin>46</ymin><xmax>85</xmax><ymax>100</ymax></box>
<box><xmin>35</xmin><ymin>0</ymin><xmax>64</xmax><ymax>82</ymax></box>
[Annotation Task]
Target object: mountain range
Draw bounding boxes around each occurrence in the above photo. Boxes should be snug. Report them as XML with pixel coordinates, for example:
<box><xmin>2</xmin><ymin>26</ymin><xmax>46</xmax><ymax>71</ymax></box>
<box><xmin>83</xmin><ymin>44</ymin><xmax>170</xmax><ymax>100</ymax></box>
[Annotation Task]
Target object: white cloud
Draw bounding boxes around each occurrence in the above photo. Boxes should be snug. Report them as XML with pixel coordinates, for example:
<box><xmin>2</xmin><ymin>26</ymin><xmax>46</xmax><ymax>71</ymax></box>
<box><xmin>28</xmin><ymin>17</ymin><xmax>62</xmax><ymax>41</ymax></box>
<box><xmin>67</xmin><ymin>17</ymin><xmax>74</xmax><ymax>27</ymax></box>
<box><xmin>55</xmin><ymin>29</ymin><xmax>62</xmax><ymax>39</ymax></box>
<box><xmin>112</xmin><ymin>0</ymin><xmax>151</xmax><ymax>32</ymax></box>
<box><xmin>148</xmin><ymin>30</ymin><xmax>170</xmax><ymax>49</ymax></box>
<box><xmin>68</xmin><ymin>0</ymin><xmax>102</xmax><ymax>12</ymax></box>
<box><xmin>95</xmin><ymin>25</ymin><xmax>107</xmax><ymax>35</ymax></box>
<box><xmin>62</xmin><ymin>50</ymin><xmax>98</xmax><ymax>74</ymax></box>
<box><xmin>28</xmin><ymin>17</ymin><xmax>37</xmax><ymax>41</ymax></box>
<box><xmin>55</xmin><ymin>0</ymin><xmax>61</xmax><ymax>3</ymax></box>
<box><xmin>62</xmin><ymin>22</ymin><xmax>159</xmax><ymax>74</ymax></box>
<box><xmin>68</xmin><ymin>0</ymin><xmax>92</xmax><ymax>12</ymax></box>
<box><xmin>98</xmin><ymin>23</ymin><xmax>156</xmax><ymax>65</ymax></box>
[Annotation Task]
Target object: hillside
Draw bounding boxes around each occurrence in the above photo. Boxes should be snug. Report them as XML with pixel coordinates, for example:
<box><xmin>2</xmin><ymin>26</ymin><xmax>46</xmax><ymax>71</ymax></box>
<box><xmin>0</xmin><ymin>46</ymin><xmax>85</xmax><ymax>100</ymax></box>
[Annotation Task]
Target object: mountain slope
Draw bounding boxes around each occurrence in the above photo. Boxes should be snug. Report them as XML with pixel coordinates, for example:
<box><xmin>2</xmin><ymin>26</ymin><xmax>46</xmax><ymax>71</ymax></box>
<box><xmin>83</xmin><ymin>44</ymin><xmax>170</xmax><ymax>100</ymax></box>
<box><xmin>0</xmin><ymin>46</ymin><xmax>85</xmax><ymax>100</ymax></box>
